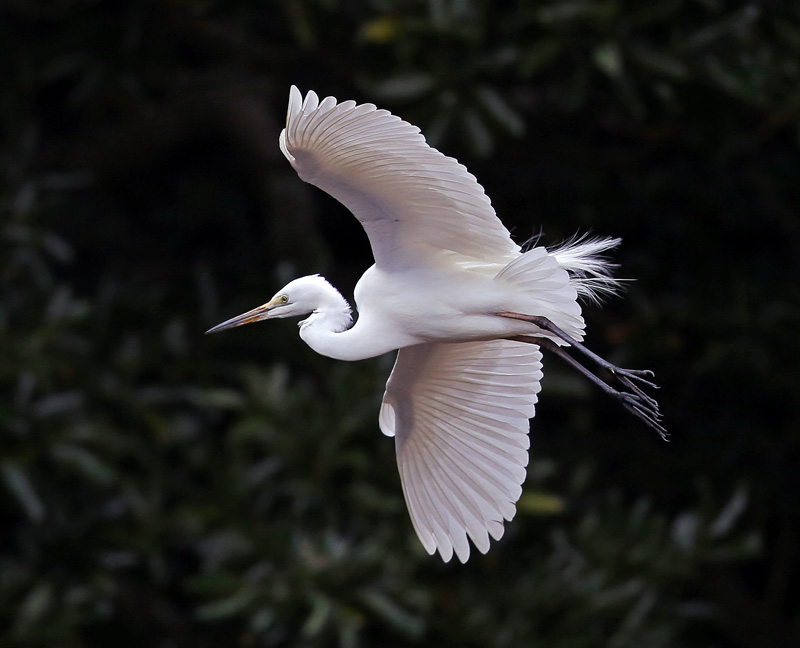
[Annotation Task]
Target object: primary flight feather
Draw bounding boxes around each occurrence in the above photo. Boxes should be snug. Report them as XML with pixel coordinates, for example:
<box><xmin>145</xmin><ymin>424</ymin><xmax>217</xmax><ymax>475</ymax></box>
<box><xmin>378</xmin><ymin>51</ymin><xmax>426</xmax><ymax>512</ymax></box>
<box><xmin>208</xmin><ymin>86</ymin><xmax>664</xmax><ymax>563</ymax></box>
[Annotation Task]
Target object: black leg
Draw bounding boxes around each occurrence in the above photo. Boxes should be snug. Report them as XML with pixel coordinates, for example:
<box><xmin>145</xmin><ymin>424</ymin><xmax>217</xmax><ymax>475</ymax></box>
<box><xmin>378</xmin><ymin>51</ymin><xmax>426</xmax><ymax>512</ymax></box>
<box><xmin>501</xmin><ymin>312</ymin><xmax>667</xmax><ymax>440</ymax></box>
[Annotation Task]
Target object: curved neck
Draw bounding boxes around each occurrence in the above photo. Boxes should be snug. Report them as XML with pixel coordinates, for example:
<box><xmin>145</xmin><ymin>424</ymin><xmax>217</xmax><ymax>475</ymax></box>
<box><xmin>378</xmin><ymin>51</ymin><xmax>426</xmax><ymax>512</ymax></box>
<box><xmin>297</xmin><ymin>287</ymin><xmax>358</xmax><ymax>360</ymax></box>
<box><xmin>296</xmin><ymin>279</ymin><xmax>412</xmax><ymax>361</ymax></box>
<box><xmin>301</xmin><ymin>322</ymin><xmax>407</xmax><ymax>361</ymax></box>
<box><xmin>299</xmin><ymin>312</ymin><xmax>388</xmax><ymax>361</ymax></box>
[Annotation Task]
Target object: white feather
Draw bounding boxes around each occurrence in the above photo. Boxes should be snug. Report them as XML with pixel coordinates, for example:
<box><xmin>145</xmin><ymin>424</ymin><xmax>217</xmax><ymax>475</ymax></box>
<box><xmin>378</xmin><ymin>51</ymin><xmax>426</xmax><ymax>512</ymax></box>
<box><xmin>380</xmin><ymin>340</ymin><xmax>542</xmax><ymax>562</ymax></box>
<box><xmin>280</xmin><ymin>86</ymin><xmax>519</xmax><ymax>272</ymax></box>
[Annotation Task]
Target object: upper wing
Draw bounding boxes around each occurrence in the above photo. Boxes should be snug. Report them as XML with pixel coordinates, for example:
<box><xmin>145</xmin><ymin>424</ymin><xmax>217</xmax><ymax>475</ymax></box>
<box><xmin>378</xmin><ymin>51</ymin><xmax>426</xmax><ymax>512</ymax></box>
<box><xmin>279</xmin><ymin>86</ymin><xmax>520</xmax><ymax>272</ymax></box>
<box><xmin>379</xmin><ymin>340</ymin><xmax>543</xmax><ymax>562</ymax></box>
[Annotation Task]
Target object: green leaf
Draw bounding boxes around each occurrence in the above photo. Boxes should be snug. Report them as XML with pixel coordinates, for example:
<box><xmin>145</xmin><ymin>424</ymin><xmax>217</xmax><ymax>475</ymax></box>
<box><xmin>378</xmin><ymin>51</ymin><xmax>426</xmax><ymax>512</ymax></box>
<box><xmin>364</xmin><ymin>73</ymin><xmax>436</xmax><ymax>102</ymax></box>
<box><xmin>686</xmin><ymin>5</ymin><xmax>761</xmax><ymax>49</ymax></box>
<box><xmin>518</xmin><ymin>490</ymin><xmax>565</xmax><ymax>515</ymax></box>
<box><xmin>709</xmin><ymin>487</ymin><xmax>748</xmax><ymax>538</ymax></box>
<box><xmin>475</xmin><ymin>86</ymin><xmax>525</xmax><ymax>137</ymax></box>
<box><xmin>519</xmin><ymin>39</ymin><xmax>562</xmax><ymax>77</ymax></box>
<box><xmin>593</xmin><ymin>41</ymin><xmax>624</xmax><ymax>79</ymax></box>
<box><xmin>704</xmin><ymin>58</ymin><xmax>762</xmax><ymax>105</ymax></box>
<box><xmin>195</xmin><ymin>588</ymin><xmax>256</xmax><ymax>622</ymax></box>
<box><xmin>184</xmin><ymin>572</ymin><xmax>243</xmax><ymax>596</ymax></box>
<box><xmin>50</xmin><ymin>443</ymin><xmax>116</xmax><ymax>486</ymax></box>
<box><xmin>357</xmin><ymin>588</ymin><xmax>425</xmax><ymax>638</ymax></box>
<box><xmin>359</xmin><ymin>17</ymin><xmax>401</xmax><ymax>44</ymax></box>
<box><xmin>249</xmin><ymin>607</ymin><xmax>276</xmax><ymax>633</ymax></box>
<box><xmin>188</xmin><ymin>387</ymin><xmax>245</xmax><ymax>410</ymax></box>
<box><xmin>630</xmin><ymin>47</ymin><xmax>688</xmax><ymax>80</ymax></box>
<box><xmin>33</xmin><ymin>391</ymin><xmax>84</xmax><ymax>417</ymax></box>
<box><xmin>16</xmin><ymin>582</ymin><xmax>54</xmax><ymax>631</ymax></box>
<box><xmin>302</xmin><ymin>594</ymin><xmax>332</xmax><ymax>638</ymax></box>
<box><xmin>671</xmin><ymin>512</ymin><xmax>700</xmax><ymax>551</ymax></box>
<box><xmin>1</xmin><ymin>460</ymin><xmax>46</xmax><ymax>522</ymax></box>
<box><xmin>536</xmin><ymin>1</ymin><xmax>617</xmax><ymax>24</ymax></box>
<box><xmin>462</xmin><ymin>108</ymin><xmax>493</xmax><ymax>157</ymax></box>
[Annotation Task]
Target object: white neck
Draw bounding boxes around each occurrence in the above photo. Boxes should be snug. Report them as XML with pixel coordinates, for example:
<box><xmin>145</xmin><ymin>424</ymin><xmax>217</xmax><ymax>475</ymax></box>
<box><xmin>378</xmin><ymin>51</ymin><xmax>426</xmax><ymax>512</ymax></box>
<box><xmin>296</xmin><ymin>282</ymin><xmax>408</xmax><ymax>361</ymax></box>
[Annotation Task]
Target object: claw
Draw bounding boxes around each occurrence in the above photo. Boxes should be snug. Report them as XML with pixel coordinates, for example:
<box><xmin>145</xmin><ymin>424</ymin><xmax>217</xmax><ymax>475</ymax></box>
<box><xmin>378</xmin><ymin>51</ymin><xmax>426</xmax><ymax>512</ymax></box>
<box><xmin>500</xmin><ymin>312</ymin><xmax>666</xmax><ymax>439</ymax></box>
<box><xmin>618</xmin><ymin>377</ymin><xmax>660</xmax><ymax>410</ymax></box>
<box><xmin>621</xmin><ymin>368</ymin><xmax>655</xmax><ymax>378</ymax></box>
<box><xmin>622</xmin><ymin>400</ymin><xmax>668</xmax><ymax>441</ymax></box>
<box><xmin>617</xmin><ymin>368</ymin><xmax>660</xmax><ymax>390</ymax></box>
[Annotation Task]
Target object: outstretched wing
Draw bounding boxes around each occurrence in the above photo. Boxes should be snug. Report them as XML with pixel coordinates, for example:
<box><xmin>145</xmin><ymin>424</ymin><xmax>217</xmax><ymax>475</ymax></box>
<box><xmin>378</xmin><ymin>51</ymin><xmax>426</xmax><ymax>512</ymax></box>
<box><xmin>379</xmin><ymin>340</ymin><xmax>543</xmax><ymax>562</ymax></box>
<box><xmin>279</xmin><ymin>86</ymin><xmax>520</xmax><ymax>272</ymax></box>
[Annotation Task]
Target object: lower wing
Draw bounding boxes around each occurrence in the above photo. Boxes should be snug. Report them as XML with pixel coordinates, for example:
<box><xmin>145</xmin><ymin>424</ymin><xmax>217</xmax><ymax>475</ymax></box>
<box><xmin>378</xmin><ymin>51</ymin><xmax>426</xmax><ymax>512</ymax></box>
<box><xmin>379</xmin><ymin>340</ymin><xmax>543</xmax><ymax>562</ymax></box>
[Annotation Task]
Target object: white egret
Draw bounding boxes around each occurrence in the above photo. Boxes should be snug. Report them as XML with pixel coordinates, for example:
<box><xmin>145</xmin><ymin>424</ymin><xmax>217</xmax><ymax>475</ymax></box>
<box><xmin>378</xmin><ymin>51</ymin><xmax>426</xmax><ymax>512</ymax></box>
<box><xmin>207</xmin><ymin>86</ymin><xmax>664</xmax><ymax>563</ymax></box>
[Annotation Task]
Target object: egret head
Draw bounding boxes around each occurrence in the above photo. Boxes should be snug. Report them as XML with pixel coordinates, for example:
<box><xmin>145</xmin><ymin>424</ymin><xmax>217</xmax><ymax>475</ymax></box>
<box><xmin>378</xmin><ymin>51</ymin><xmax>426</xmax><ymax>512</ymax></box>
<box><xmin>205</xmin><ymin>275</ymin><xmax>347</xmax><ymax>334</ymax></box>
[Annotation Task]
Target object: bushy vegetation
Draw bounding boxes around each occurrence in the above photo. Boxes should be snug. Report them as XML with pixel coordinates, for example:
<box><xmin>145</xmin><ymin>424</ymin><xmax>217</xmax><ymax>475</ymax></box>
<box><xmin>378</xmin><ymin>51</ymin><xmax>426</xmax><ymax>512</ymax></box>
<box><xmin>2</xmin><ymin>1</ymin><xmax>798</xmax><ymax>646</ymax></box>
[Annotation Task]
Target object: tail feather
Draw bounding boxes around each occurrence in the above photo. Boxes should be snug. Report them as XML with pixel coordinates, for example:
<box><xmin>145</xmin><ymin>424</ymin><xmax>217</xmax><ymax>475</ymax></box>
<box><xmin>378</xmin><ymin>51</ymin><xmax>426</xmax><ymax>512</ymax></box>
<box><xmin>548</xmin><ymin>235</ymin><xmax>625</xmax><ymax>305</ymax></box>
<box><xmin>495</xmin><ymin>247</ymin><xmax>585</xmax><ymax>341</ymax></box>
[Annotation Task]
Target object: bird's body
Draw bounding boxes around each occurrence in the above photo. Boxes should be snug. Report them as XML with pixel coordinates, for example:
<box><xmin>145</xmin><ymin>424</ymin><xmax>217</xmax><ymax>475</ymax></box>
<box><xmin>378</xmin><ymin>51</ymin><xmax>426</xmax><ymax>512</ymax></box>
<box><xmin>208</xmin><ymin>87</ymin><xmax>664</xmax><ymax>563</ymax></box>
<box><xmin>296</xmin><ymin>250</ymin><xmax>587</xmax><ymax>361</ymax></box>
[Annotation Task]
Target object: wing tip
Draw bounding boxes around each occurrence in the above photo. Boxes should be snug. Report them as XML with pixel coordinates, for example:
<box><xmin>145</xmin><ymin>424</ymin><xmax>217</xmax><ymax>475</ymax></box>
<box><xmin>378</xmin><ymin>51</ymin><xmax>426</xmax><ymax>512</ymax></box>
<box><xmin>287</xmin><ymin>85</ymin><xmax>303</xmax><ymax>122</ymax></box>
<box><xmin>302</xmin><ymin>89</ymin><xmax>320</xmax><ymax>113</ymax></box>
<box><xmin>378</xmin><ymin>400</ymin><xmax>397</xmax><ymax>437</ymax></box>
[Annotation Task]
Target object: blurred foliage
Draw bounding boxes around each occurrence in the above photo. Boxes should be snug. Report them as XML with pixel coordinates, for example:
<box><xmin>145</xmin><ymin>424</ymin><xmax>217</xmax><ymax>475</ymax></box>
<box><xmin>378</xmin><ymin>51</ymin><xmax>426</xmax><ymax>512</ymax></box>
<box><xmin>1</xmin><ymin>0</ymin><xmax>799</xmax><ymax>647</ymax></box>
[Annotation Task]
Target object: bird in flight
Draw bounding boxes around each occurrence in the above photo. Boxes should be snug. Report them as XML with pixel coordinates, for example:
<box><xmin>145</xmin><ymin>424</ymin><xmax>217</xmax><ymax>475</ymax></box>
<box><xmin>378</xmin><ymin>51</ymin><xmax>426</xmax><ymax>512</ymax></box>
<box><xmin>207</xmin><ymin>86</ymin><xmax>664</xmax><ymax>563</ymax></box>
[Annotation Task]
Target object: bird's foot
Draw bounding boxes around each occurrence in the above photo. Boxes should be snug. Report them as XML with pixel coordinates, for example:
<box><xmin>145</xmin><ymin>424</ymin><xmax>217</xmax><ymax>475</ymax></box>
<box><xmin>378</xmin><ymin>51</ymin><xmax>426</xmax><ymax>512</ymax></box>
<box><xmin>614</xmin><ymin>386</ymin><xmax>668</xmax><ymax>441</ymax></box>
<box><xmin>500</xmin><ymin>312</ymin><xmax>667</xmax><ymax>439</ymax></box>
<box><xmin>612</xmin><ymin>366</ymin><xmax>659</xmax><ymax>390</ymax></box>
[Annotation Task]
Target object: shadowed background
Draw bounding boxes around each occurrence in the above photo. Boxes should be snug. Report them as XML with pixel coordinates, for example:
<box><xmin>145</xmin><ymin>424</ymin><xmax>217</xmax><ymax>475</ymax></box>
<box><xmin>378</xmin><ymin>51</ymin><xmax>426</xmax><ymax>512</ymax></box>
<box><xmin>1</xmin><ymin>1</ymin><xmax>798</xmax><ymax>646</ymax></box>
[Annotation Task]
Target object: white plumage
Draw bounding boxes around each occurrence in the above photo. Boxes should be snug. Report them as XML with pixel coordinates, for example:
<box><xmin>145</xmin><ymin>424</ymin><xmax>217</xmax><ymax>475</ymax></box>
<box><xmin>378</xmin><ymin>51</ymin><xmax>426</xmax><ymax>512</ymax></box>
<box><xmin>279</xmin><ymin>85</ymin><xmax>519</xmax><ymax>271</ymax></box>
<box><xmin>380</xmin><ymin>340</ymin><xmax>542</xmax><ymax>563</ymax></box>
<box><xmin>207</xmin><ymin>86</ymin><xmax>664</xmax><ymax>562</ymax></box>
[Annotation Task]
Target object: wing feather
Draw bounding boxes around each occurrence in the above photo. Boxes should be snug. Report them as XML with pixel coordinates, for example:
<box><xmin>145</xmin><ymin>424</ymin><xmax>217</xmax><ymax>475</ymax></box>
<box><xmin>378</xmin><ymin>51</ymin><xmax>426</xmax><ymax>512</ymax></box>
<box><xmin>280</xmin><ymin>86</ymin><xmax>520</xmax><ymax>271</ymax></box>
<box><xmin>380</xmin><ymin>339</ymin><xmax>542</xmax><ymax>562</ymax></box>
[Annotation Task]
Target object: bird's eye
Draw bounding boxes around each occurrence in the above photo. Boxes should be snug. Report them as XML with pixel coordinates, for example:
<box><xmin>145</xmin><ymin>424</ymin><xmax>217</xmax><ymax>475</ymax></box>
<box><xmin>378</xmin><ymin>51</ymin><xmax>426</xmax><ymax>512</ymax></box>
<box><xmin>279</xmin><ymin>295</ymin><xmax>289</xmax><ymax>304</ymax></box>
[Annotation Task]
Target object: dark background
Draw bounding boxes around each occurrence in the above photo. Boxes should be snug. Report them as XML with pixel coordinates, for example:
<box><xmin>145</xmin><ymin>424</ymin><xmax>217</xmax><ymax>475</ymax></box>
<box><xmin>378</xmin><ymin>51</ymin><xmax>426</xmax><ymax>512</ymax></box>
<box><xmin>2</xmin><ymin>1</ymin><xmax>799</xmax><ymax>646</ymax></box>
